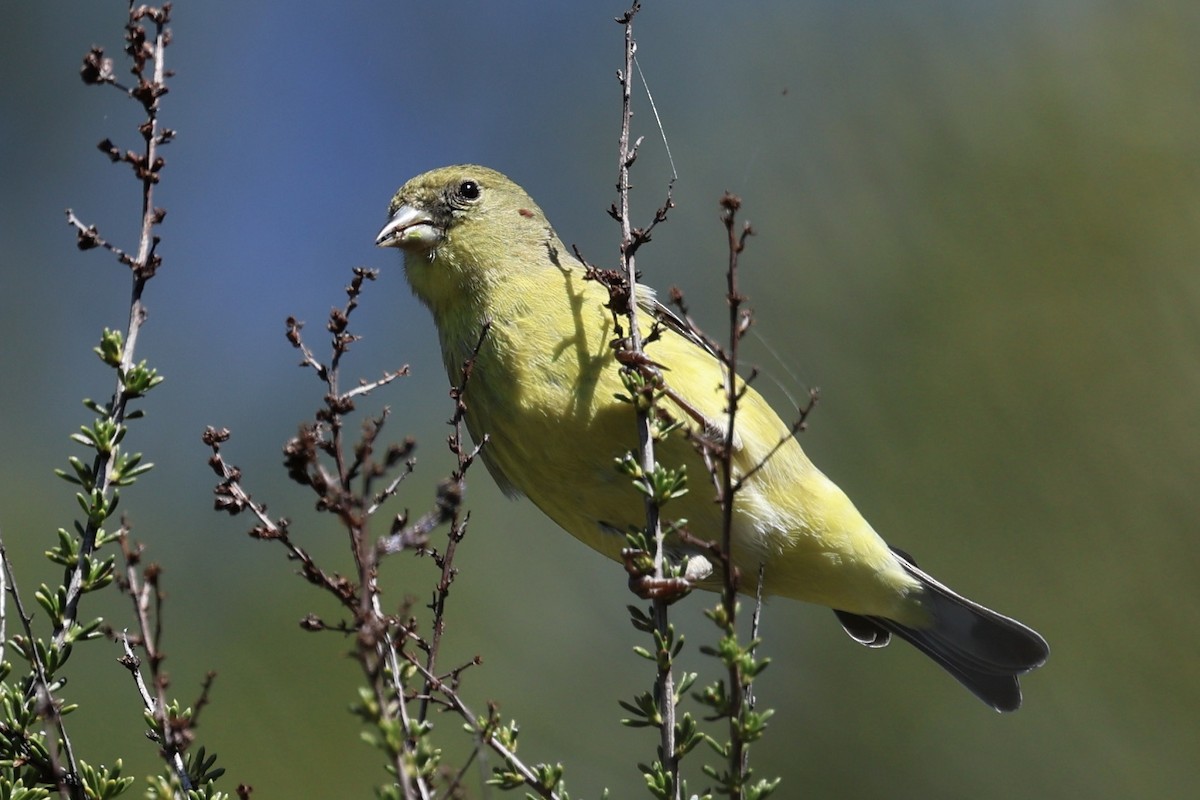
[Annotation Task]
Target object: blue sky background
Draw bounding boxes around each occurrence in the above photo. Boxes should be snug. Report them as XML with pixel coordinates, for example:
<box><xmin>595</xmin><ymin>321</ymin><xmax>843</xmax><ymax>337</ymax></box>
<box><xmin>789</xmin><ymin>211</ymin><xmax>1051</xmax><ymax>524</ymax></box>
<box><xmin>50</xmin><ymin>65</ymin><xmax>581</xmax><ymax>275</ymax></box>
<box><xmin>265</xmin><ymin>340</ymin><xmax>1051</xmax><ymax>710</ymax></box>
<box><xmin>2</xmin><ymin>2</ymin><xmax>1198</xmax><ymax>797</ymax></box>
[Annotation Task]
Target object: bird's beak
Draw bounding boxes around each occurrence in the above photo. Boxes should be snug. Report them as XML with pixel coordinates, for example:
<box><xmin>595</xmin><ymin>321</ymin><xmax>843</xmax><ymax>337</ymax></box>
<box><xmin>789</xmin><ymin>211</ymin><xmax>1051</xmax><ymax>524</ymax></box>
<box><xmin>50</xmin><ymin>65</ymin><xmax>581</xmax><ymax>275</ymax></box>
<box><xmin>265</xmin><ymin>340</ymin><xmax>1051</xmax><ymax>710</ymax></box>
<box><xmin>375</xmin><ymin>204</ymin><xmax>443</xmax><ymax>250</ymax></box>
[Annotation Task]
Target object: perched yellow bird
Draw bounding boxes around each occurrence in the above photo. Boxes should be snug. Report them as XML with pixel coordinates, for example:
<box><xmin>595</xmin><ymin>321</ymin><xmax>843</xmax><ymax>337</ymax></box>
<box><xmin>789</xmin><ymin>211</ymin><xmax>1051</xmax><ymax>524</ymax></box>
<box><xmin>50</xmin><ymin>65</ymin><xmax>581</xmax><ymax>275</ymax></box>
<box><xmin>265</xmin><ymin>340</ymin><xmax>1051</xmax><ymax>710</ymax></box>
<box><xmin>377</xmin><ymin>165</ymin><xmax>1048</xmax><ymax>712</ymax></box>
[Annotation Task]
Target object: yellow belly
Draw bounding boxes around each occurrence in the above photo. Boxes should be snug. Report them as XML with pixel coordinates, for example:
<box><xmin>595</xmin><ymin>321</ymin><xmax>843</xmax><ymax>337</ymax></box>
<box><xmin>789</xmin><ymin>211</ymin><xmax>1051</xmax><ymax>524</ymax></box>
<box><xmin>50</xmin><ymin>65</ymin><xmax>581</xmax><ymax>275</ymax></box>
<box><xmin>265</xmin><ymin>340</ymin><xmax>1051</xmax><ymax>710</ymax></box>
<box><xmin>434</xmin><ymin>269</ymin><xmax>925</xmax><ymax>623</ymax></box>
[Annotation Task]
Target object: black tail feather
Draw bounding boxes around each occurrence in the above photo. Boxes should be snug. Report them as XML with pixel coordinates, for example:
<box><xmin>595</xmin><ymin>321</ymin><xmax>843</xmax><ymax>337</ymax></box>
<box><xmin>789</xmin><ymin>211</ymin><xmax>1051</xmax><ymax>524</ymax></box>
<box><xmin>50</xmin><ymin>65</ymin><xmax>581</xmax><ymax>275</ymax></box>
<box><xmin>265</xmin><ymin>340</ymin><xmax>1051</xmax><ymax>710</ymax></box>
<box><xmin>835</xmin><ymin>548</ymin><xmax>1049</xmax><ymax>712</ymax></box>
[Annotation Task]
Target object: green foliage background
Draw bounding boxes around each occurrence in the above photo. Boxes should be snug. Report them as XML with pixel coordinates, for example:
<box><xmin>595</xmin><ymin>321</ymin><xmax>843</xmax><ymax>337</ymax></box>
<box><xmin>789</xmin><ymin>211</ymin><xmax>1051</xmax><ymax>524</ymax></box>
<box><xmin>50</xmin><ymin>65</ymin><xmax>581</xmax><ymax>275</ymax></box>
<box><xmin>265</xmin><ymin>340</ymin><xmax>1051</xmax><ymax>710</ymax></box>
<box><xmin>1</xmin><ymin>1</ymin><xmax>1196</xmax><ymax>796</ymax></box>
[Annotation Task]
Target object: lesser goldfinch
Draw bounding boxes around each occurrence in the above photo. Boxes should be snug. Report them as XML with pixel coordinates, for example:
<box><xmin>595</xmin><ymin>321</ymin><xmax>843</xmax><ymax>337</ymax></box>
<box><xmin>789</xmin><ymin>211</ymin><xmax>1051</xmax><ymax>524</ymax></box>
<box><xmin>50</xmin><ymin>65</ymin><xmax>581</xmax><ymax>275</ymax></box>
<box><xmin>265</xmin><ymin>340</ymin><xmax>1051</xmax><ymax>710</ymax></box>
<box><xmin>376</xmin><ymin>165</ymin><xmax>1048</xmax><ymax>711</ymax></box>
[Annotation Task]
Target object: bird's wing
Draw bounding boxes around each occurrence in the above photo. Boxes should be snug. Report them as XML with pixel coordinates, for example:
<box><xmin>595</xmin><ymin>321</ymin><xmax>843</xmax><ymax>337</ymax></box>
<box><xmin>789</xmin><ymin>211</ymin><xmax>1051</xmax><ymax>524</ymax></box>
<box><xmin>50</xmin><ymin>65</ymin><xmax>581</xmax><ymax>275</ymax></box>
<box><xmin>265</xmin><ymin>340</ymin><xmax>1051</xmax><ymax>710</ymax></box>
<box><xmin>638</xmin><ymin>290</ymin><xmax>721</xmax><ymax>360</ymax></box>
<box><xmin>637</xmin><ymin>289</ymin><xmax>743</xmax><ymax>453</ymax></box>
<box><xmin>480</xmin><ymin>449</ymin><xmax>522</xmax><ymax>498</ymax></box>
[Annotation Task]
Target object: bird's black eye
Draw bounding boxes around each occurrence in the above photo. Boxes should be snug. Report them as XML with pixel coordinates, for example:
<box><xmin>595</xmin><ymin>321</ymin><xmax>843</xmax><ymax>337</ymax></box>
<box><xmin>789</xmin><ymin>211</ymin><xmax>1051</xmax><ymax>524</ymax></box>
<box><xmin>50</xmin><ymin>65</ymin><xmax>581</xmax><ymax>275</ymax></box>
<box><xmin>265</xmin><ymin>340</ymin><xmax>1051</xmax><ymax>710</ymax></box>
<box><xmin>457</xmin><ymin>180</ymin><xmax>481</xmax><ymax>201</ymax></box>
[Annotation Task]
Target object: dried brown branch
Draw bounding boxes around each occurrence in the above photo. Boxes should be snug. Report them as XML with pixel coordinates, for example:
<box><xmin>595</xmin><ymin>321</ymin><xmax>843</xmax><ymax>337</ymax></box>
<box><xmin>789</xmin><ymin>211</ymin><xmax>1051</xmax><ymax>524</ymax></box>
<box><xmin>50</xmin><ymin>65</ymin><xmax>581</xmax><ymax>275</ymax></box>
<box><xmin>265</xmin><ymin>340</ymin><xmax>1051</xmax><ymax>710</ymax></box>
<box><xmin>59</xmin><ymin>2</ymin><xmax>173</xmax><ymax>647</ymax></box>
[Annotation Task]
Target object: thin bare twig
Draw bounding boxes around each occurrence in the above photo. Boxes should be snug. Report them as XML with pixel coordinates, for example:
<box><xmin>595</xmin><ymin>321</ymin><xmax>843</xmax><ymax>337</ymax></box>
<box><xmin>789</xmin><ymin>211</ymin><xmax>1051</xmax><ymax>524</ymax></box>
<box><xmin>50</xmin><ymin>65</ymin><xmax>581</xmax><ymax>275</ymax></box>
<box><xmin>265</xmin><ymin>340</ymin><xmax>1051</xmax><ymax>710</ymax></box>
<box><xmin>407</xmin><ymin>658</ymin><xmax>567</xmax><ymax>800</ymax></box>
<box><xmin>60</xmin><ymin>3</ymin><xmax>173</xmax><ymax>647</ymax></box>
<box><xmin>419</xmin><ymin>322</ymin><xmax>490</xmax><ymax>725</ymax></box>
<box><xmin>0</xmin><ymin>530</ymin><xmax>6</xmax><ymax>645</ymax></box>
<box><xmin>733</xmin><ymin>388</ymin><xmax>820</xmax><ymax>491</ymax></box>
<box><xmin>0</xmin><ymin>534</ymin><xmax>83</xmax><ymax>800</ymax></box>
<box><xmin>205</xmin><ymin>427</ymin><xmax>359</xmax><ymax>604</ymax></box>
<box><xmin>113</xmin><ymin>522</ymin><xmax>198</xmax><ymax>793</ymax></box>
<box><xmin>717</xmin><ymin>193</ymin><xmax>750</xmax><ymax>791</ymax></box>
<box><xmin>117</xmin><ymin>632</ymin><xmax>192</xmax><ymax>790</ymax></box>
<box><xmin>210</xmin><ymin>266</ymin><xmax>499</xmax><ymax>797</ymax></box>
<box><xmin>612</xmin><ymin>4</ymin><xmax>683</xmax><ymax>797</ymax></box>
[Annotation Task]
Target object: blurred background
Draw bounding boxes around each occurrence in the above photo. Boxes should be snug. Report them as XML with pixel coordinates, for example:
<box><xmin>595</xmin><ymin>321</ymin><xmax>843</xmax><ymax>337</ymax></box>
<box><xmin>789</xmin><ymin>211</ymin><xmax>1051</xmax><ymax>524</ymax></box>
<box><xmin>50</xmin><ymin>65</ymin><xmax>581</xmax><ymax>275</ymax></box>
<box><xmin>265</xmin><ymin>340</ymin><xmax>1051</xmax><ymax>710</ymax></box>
<box><xmin>2</xmin><ymin>1</ymin><xmax>1197</xmax><ymax>797</ymax></box>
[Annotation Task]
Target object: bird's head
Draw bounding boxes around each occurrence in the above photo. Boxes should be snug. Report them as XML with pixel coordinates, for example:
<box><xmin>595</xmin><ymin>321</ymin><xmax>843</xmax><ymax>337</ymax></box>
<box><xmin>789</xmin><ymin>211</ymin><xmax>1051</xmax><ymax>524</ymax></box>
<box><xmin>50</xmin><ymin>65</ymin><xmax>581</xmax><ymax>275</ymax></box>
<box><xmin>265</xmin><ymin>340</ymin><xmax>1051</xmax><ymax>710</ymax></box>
<box><xmin>376</xmin><ymin>165</ymin><xmax>560</xmax><ymax>314</ymax></box>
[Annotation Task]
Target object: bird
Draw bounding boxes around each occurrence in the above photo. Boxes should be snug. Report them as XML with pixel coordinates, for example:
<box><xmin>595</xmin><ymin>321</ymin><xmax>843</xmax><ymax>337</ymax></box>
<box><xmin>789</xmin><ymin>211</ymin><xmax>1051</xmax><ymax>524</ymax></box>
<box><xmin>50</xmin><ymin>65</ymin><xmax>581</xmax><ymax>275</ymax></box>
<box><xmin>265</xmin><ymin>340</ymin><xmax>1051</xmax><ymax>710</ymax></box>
<box><xmin>376</xmin><ymin>164</ymin><xmax>1048</xmax><ymax>712</ymax></box>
